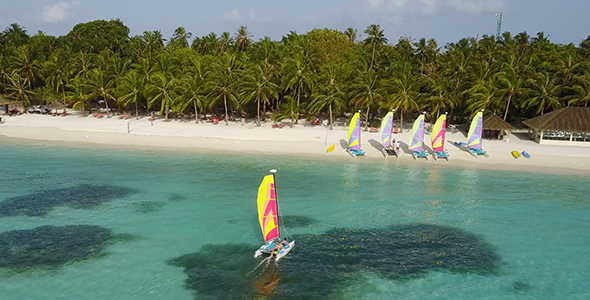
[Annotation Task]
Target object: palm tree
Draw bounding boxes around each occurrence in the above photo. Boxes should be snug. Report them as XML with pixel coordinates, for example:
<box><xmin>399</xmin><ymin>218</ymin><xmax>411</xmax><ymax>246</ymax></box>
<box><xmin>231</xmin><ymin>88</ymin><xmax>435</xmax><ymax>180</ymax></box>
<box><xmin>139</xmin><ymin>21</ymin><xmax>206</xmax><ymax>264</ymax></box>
<box><xmin>117</xmin><ymin>70</ymin><xmax>145</xmax><ymax>118</ymax></box>
<box><xmin>86</xmin><ymin>69</ymin><xmax>115</xmax><ymax>117</ymax></box>
<box><xmin>172</xmin><ymin>27</ymin><xmax>192</xmax><ymax>48</ymax></box>
<box><xmin>381</xmin><ymin>67</ymin><xmax>422</xmax><ymax>132</ymax></box>
<box><xmin>363</xmin><ymin>24</ymin><xmax>388</xmax><ymax>69</ymax></box>
<box><xmin>176</xmin><ymin>55</ymin><xmax>211</xmax><ymax>123</ymax></box>
<box><xmin>465</xmin><ymin>78</ymin><xmax>500</xmax><ymax>114</ymax></box>
<box><xmin>6</xmin><ymin>71</ymin><xmax>34</xmax><ymax>109</ymax></box>
<box><xmin>568</xmin><ymin>71</ymin><xmax>590</xmax><ymax>107</ymax></box>
<box><xmin>424</xmin><ymin>72</ymin><xmax>454</xmax><ymax>123</ymax></box>
<box><xmin>148</xmin><ymin>72</ymin><xmax>177</xmax><ymax>120</ymax></box>
<box><xmin>309</xmin><ymin>65</ymin><xmax>347</xmax><ymax>130</ymax></box>
<box><xmin>207</xmin><ymin>53</ymin><xmax>240</xmax><ymax>125</ymax></box>
<box><xmin>350</xmin><ymin>67</ymin><xmax>384</xmax><ymax>131</ymax></box>
<box><xmin>42</xmin><ymin>51</ymin><xmax>72</xmax><ymax>102</ymax></box>
<box><xmin>234</xmin><ymin>26</ymin><xmax>252</xmax><ymax>52</ymax></box>
<box><xmin>524</xmin><ymin>72</ymin><xmax>561</xmax><ymax>114</ymax></box>
<box><xmin>344</xmin><ymin>28</ymin><xmax>357</xmax><ymax>44</ymax></box>
<box><xmin>10</xmin><ymin>45</ymin><xmax>39</xmax><ymax>89</ymax></box>
<box><xmin>282</xmin><ymin>51</ymin><xmax>316</xmax><ymax>122</ymax></box>
<box><xmin>242</xmin><ymin>62</ymin><xmax>279</xmax><ymax>126</ymax></box>
<box><xmin>496</xmin><ymin>54</ymin><xmax>528</xmax><ymax>120</ymax></box>
<box><xmin>273</xmin><ymin>95</ymin><xmax>303</xmax><ymax>127</ymax></box>
<box><xmin>65</xmin><ymin>75</ymin><xmax>91</xmax><ymax>116</ymax></box>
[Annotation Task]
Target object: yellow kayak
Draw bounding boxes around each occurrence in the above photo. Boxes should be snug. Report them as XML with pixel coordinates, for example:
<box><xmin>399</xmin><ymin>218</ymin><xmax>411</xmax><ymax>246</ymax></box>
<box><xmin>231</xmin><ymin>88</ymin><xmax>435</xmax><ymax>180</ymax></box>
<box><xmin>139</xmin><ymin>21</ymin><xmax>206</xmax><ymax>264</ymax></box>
<box><xmin>326</xmin><ymin>145</ymin><xmax>335</xmax><ymax>153</ymax></box>
<box><xmin>511</xmin><ymin>151</ymin><xmax>520</xmax><ymax>158</ymax></box>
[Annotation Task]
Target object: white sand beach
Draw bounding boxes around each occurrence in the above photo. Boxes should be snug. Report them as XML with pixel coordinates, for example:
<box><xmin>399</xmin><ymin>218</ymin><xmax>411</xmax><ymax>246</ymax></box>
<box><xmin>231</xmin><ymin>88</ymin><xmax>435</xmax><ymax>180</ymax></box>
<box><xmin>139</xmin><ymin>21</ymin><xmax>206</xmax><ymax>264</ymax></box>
<box><xmin>1</xmin><ymin>112</ymin><xmax>589</xmax><ymax>175</ymax></box>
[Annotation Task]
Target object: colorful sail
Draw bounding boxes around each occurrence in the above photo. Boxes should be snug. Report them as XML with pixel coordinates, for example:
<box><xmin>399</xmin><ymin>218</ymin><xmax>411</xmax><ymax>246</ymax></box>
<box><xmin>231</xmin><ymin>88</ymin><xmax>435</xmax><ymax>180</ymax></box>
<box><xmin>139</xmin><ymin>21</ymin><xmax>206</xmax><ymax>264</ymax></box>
<box><xmin>347</xmin><ymin>112</ymin><xmax>361</xmax><ymax>151</ymax></box>
<box><xmin>409</xmin><ymin>114</ymin><xmax>425</xmax><ymax>152</ymax></box>
<box><xmin>380</xmin><ymin>111</ymin><xmax>394</xmax><ymax>148</ymax></box>
<box><xmin>431</xmin><ymin>114</ymin><xmax>447</xmax><ymax>152</ymax></box>
<box><xmin>467</xmin><ymin>111</ymin><xmax>483</xmax><ymax>149</ymax></box>
<box><xmin>257</xmin><ymin>175</ymin><xmax>279</xmax><ymax>242</ymax></box>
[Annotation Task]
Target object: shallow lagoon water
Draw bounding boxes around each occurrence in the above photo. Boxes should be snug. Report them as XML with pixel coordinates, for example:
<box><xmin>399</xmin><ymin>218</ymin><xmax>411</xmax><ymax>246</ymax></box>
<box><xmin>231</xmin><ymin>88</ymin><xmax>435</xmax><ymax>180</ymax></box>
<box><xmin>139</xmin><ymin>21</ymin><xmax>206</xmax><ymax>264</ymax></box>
<box><xmin>0</xmin><ymin>143</ymin><xmax>589</xmax><ymax>299</ymax></box>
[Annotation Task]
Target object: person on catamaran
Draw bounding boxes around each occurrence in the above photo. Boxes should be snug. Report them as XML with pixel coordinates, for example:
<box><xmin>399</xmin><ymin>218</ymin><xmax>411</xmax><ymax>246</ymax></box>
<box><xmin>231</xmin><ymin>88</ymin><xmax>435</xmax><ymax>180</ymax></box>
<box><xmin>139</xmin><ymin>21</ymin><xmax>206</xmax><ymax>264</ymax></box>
<box><xmin>281</xmin><ymin>238</ymin><xmax>288</xmax><ymax>247</ymax></box>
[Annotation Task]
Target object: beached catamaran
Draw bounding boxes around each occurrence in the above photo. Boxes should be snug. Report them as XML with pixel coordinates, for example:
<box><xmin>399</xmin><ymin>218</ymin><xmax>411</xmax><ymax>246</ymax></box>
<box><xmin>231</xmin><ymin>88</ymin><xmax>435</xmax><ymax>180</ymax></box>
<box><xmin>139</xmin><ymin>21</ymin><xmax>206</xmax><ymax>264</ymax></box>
<box><xmin>380</xmin><ymin>110</ymin><xmax>400</xmax><ymax>158</ymax></box>
<box><xmin>253</xmin><ymin>169</ymin><xmax>295</xmax><ymax>261</ymax></box>
<box><xmin>346</xmin><ymin>112</ymin><xmax>365</xmax><ymax>157</ymax></box>
<box><xmin>466</xmin><ymin>110</ymin><xmax>489</xmax><ymax>158</ymax></box>
<box><xmin>409</xmin><ymin>113</ymin><xmax>428</xmax><ymax>160</ymax></box>
<box><xmin>431</xmin><ymin>114</ymin><xmax>450</xmax><ymax>161</ymax></box>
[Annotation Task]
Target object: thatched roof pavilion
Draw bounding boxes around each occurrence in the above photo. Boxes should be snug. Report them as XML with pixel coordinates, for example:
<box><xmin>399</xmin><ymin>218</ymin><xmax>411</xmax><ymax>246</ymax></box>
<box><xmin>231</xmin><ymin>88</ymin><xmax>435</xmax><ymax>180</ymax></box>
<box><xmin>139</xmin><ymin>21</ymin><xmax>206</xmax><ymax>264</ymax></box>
<box><xmin>523</xmin><ymin>107</ymin><xmax>590</xmax><ymax>144</ymax></box>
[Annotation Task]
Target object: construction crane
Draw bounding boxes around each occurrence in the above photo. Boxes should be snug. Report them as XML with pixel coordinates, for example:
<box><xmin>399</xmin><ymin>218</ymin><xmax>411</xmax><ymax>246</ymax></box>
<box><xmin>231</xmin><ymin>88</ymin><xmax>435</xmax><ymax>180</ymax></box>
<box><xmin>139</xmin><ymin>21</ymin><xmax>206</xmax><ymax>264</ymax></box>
<box><xmin>495</xmin><ymin>12</ymin><xmax>503</xmax><ymax>40</ymax></box>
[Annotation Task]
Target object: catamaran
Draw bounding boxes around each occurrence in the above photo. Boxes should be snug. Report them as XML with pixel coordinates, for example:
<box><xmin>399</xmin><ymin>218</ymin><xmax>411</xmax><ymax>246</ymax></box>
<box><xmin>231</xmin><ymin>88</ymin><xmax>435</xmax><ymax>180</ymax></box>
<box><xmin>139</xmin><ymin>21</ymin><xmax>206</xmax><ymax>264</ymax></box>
<box><xmin>431</xmin><ymin>114</ymin><xmax>450</xmax><ymax>161</ymax></box>
<box><xmin>253</xmin><ymin>169</ymin><xmax>295</xmax><ymax>261</ymax></box>
<box><xmin>466</xmin><ymin>110</ymin><xmax>488</xmax><ymax>158</ymax></box>
<box><xmin>380</xmin><ymin>110</ymin><xmax>400</xmax><ymax>158</ymax></box>
<box><xmin>346</xmin><ymin>112</ymin><xmax>365</xmax><ymax>157</ymax></box>
<box><xmin>409</xmin><ymin>113</ymin><xmax>428</xmax><ymax>160</ymax></box>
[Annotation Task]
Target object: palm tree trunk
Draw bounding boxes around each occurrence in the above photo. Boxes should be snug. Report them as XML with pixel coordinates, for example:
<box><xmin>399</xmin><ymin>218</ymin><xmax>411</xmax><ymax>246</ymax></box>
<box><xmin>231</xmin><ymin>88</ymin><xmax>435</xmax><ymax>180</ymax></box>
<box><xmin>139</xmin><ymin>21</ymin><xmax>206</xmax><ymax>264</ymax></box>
<box><xmin>328</xmin><ymin>103</ymin><xmax>333</xmax><ymax>130</ymax></box>
<box><xmin>193</xmin><ymin>99</ymin><xmax>199</xmax><ymax>124</ymax></box>
<box><xmin>400</xmin><ymin>108</ymin><xmax>404</xmax><ymax>133</ymax></box>
<box><xmin>295</xmin><ymin>86</ymin><xmax>301</xmax><ymax>124</ymax></box>
<box><xmin>256</xmin><ymin>95</ymin><xmax>261</xmax><ymax>126</ymax></box>
<box><xmin>135</xmin><ymin>99</ymin><xmax>139</xmax><ymax>119</ymax></box>
<box><xmin>370</xmin><ymin>43</ymin><xmax>376</xmax><ymax>69</ymax></box>
<box><xmin>104</xmin><ymin>97</ymin><xmax>111</xmax><ymax>117</ymax></box>
<box><xmin>223</xmin><ymin>94</ymin><xmax>229</xmax><ymax>125</ymax></box>
<box><xmin>503</xmin><ymin>93</ymin><xmax>513</xmax><ymax>121</ymax></box>
<box><xmin>365</xmin><ymin>107</ymin><xmax>370</xmax><ymax>131</ymax></box>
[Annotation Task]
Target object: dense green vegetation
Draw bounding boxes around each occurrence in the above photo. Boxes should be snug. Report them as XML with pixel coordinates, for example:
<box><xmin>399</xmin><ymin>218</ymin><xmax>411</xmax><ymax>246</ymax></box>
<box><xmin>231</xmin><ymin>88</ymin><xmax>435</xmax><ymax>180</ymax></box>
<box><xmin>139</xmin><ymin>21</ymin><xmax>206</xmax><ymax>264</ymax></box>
<box><xmin>1</xmin><ymin>20</ymin><xmax>589</xmax><ymax>128</ymax></box>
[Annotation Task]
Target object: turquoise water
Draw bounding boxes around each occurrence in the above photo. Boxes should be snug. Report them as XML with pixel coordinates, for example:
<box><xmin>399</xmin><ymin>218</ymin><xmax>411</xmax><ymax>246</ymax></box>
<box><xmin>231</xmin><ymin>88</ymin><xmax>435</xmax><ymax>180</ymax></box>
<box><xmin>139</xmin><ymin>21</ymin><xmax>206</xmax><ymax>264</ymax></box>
<box><xmin>0</xmin><ymin>143</ymin><xmax>589</xmax><ymax>299</ymax></box>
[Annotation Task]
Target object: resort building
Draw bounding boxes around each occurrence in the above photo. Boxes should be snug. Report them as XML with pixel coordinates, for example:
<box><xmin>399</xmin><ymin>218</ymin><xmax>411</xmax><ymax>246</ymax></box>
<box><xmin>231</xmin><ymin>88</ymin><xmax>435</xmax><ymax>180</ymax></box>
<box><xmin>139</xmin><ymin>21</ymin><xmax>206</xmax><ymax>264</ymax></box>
<box><xmin>523</xmin><ymin>107</ymin><xmax>590</xmax><ymax>146</ymax></box>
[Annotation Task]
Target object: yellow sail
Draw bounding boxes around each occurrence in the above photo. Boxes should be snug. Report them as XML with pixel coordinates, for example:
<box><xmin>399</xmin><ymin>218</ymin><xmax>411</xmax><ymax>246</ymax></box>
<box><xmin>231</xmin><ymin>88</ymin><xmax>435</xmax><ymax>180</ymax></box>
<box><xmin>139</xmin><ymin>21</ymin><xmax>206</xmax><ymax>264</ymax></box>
<box><xmin>257</xmin><ymin>175</ymin><xmax>279</xmax><ymax>242</ymax></box>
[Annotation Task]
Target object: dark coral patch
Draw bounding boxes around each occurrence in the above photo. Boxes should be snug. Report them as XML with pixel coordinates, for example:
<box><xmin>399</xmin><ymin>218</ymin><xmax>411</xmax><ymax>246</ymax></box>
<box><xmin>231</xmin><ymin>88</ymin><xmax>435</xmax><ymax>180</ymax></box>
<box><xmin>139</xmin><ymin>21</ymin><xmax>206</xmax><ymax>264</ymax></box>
<box><xmin>280</xmin><ymin>215</ymin><xmax>317</xmax><ymax>228</ymax></box>
<box><xmin>134</xmin><ymin>201</ymin><xmax>166</xmax><ymax>213</ymax></box>
<box><xmin>0</xmin><ymin>184</ymin><xmax>136</xmax><ymax>217</ymax></box>
<box><xmin>0</xmin><ymin>225</ymin><xmax>115</xmax><ymax>271</ymax></box>
<box><xmin>170</xmin><ymin>224</ymin><xmax>501</xmax><ymax>299</ymax></box>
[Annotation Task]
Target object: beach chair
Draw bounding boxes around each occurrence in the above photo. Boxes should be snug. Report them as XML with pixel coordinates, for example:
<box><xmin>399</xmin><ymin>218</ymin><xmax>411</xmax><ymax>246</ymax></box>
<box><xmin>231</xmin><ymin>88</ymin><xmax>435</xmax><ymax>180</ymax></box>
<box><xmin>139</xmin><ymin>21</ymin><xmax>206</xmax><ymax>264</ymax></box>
<box><xmin>98</xmin><ymin>113</ymin><xmax>104</xmax><ymax>118</ymax></box>
<box><xmin>369</xmin><ymin>127</ymin><xmax>378</xmax><ymax>133</ymax></box>
<box><xmin>61</xmin><ymin>111</ymin><xmax>67</xmax><ymax>116</ymax></box>
<box><xmin>94</xmin><ymin>112</ymin><xmax>99</xmax><ymax>117</ymax></box>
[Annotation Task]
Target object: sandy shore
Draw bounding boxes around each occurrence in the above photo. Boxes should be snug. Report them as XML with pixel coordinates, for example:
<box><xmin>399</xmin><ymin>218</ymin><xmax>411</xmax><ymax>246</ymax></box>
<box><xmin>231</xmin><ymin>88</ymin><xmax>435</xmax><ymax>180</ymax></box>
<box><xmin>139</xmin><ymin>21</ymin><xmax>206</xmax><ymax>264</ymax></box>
<box><xmin>1</xmin><ymin>112</ymin><xmax>589</xmax><ymax>175</ymax></box>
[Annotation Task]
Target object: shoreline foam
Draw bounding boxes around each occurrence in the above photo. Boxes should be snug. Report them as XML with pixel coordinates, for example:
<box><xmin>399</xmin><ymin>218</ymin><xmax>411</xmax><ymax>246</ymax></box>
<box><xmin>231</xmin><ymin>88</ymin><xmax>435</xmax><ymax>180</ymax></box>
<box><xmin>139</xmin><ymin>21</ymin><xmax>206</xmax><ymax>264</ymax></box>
<box><xmin>1</xmin><ymin>113</ymin><xmax>589</xmax><ymax>175</ymax></box>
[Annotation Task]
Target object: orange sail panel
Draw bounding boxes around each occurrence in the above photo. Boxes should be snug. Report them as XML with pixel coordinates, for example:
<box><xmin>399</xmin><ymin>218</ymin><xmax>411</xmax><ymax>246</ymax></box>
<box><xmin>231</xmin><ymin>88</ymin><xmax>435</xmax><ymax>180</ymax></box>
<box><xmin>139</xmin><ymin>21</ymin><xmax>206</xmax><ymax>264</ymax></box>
<box><xmin>257</xmin><ymin>175</ymin><xmax>279</xmax><ymax>242</ymax></box>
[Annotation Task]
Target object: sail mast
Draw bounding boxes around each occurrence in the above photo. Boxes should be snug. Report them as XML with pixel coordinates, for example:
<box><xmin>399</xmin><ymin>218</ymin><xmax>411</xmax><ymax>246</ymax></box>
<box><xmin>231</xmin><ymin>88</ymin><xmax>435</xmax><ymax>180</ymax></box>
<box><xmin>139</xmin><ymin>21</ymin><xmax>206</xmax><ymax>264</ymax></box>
<box><xmin>269</xmin><ymin>169</ymin><xmax>279</xmax><ymax>238</ymax></box>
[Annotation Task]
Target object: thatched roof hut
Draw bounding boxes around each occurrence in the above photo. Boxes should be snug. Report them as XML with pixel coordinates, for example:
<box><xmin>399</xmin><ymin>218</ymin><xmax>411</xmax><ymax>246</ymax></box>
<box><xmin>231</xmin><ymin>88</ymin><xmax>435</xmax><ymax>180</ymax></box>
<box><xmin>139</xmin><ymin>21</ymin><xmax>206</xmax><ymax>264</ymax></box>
<box><xmin>523</xmin><ymin>107</ymin><xmax>590</xmax><ymax>144</ymax></box>
<box><xmin>481</xmin><ymin>111</ymin><xmax>515</xmax><ymax>141</ymax></box>
<box><xmin>483</xmin><ymin>112</ymin><xmax>516</xmax><ymax>131</ymax></box>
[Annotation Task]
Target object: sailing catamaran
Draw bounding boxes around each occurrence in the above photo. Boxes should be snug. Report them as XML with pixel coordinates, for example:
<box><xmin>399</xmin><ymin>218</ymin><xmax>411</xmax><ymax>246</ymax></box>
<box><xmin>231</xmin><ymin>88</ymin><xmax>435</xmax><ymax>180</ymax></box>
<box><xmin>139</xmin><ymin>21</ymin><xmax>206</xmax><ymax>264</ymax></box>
<box><xmin>253</xmin><ymin>169</ymin><xmax>295</xmax><ymax>261</ymax></box>
<box><xmin>466</xmin><ymin>110</ymin><xmax>489</xmax><ymax>158</ymax></box>
<box><xmin>346</xmin><ymin>112</ymin><xmax>365</xmax><ymax>157</ymax></box>
<box><xmin>409</xmin><ymin>113</ymin><xmax>428</xmax><ymax>160</ymax></box>
<box><xmin>380</xmin><ymin>110</ymin><xmax>400</xmax><ymax>158</ymax></box>
<box><xmin>431</xmin><ymin>114</ymin><xmax>450</xmax><ymax>161</ymax></box>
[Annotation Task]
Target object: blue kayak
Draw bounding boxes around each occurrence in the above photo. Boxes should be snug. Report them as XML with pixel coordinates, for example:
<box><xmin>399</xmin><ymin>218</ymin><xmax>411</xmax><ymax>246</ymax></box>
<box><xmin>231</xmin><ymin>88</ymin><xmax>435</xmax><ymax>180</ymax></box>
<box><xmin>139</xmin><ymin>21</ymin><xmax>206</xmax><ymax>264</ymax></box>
<box><xmin>522</xmin><ymin>151</ymin><xmax>531</xmax><ymax>158</ymax></box>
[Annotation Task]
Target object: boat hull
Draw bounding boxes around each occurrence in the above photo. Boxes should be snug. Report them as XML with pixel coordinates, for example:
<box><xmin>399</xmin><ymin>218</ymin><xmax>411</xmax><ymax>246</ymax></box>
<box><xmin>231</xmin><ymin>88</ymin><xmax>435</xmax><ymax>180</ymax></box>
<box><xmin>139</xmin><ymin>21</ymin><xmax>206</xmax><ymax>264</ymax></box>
<box><xmin>382</xmin><ymin>147</ymin><xmax>399</xmax><ymax>158</ymax></box>
<box><xmin>412</xmin><ymin>151</ymin><xmax>428</xmax><ymax>160</ymax></box>
<box><xmin>433</xmin><ymin>151</ymin><xmax>449</xmax><ymax>161</ymax></box>
<box><xmin>254</xmin><ymin>240</ymin><xmax>295</xmax><ymax>261</ymax></box>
